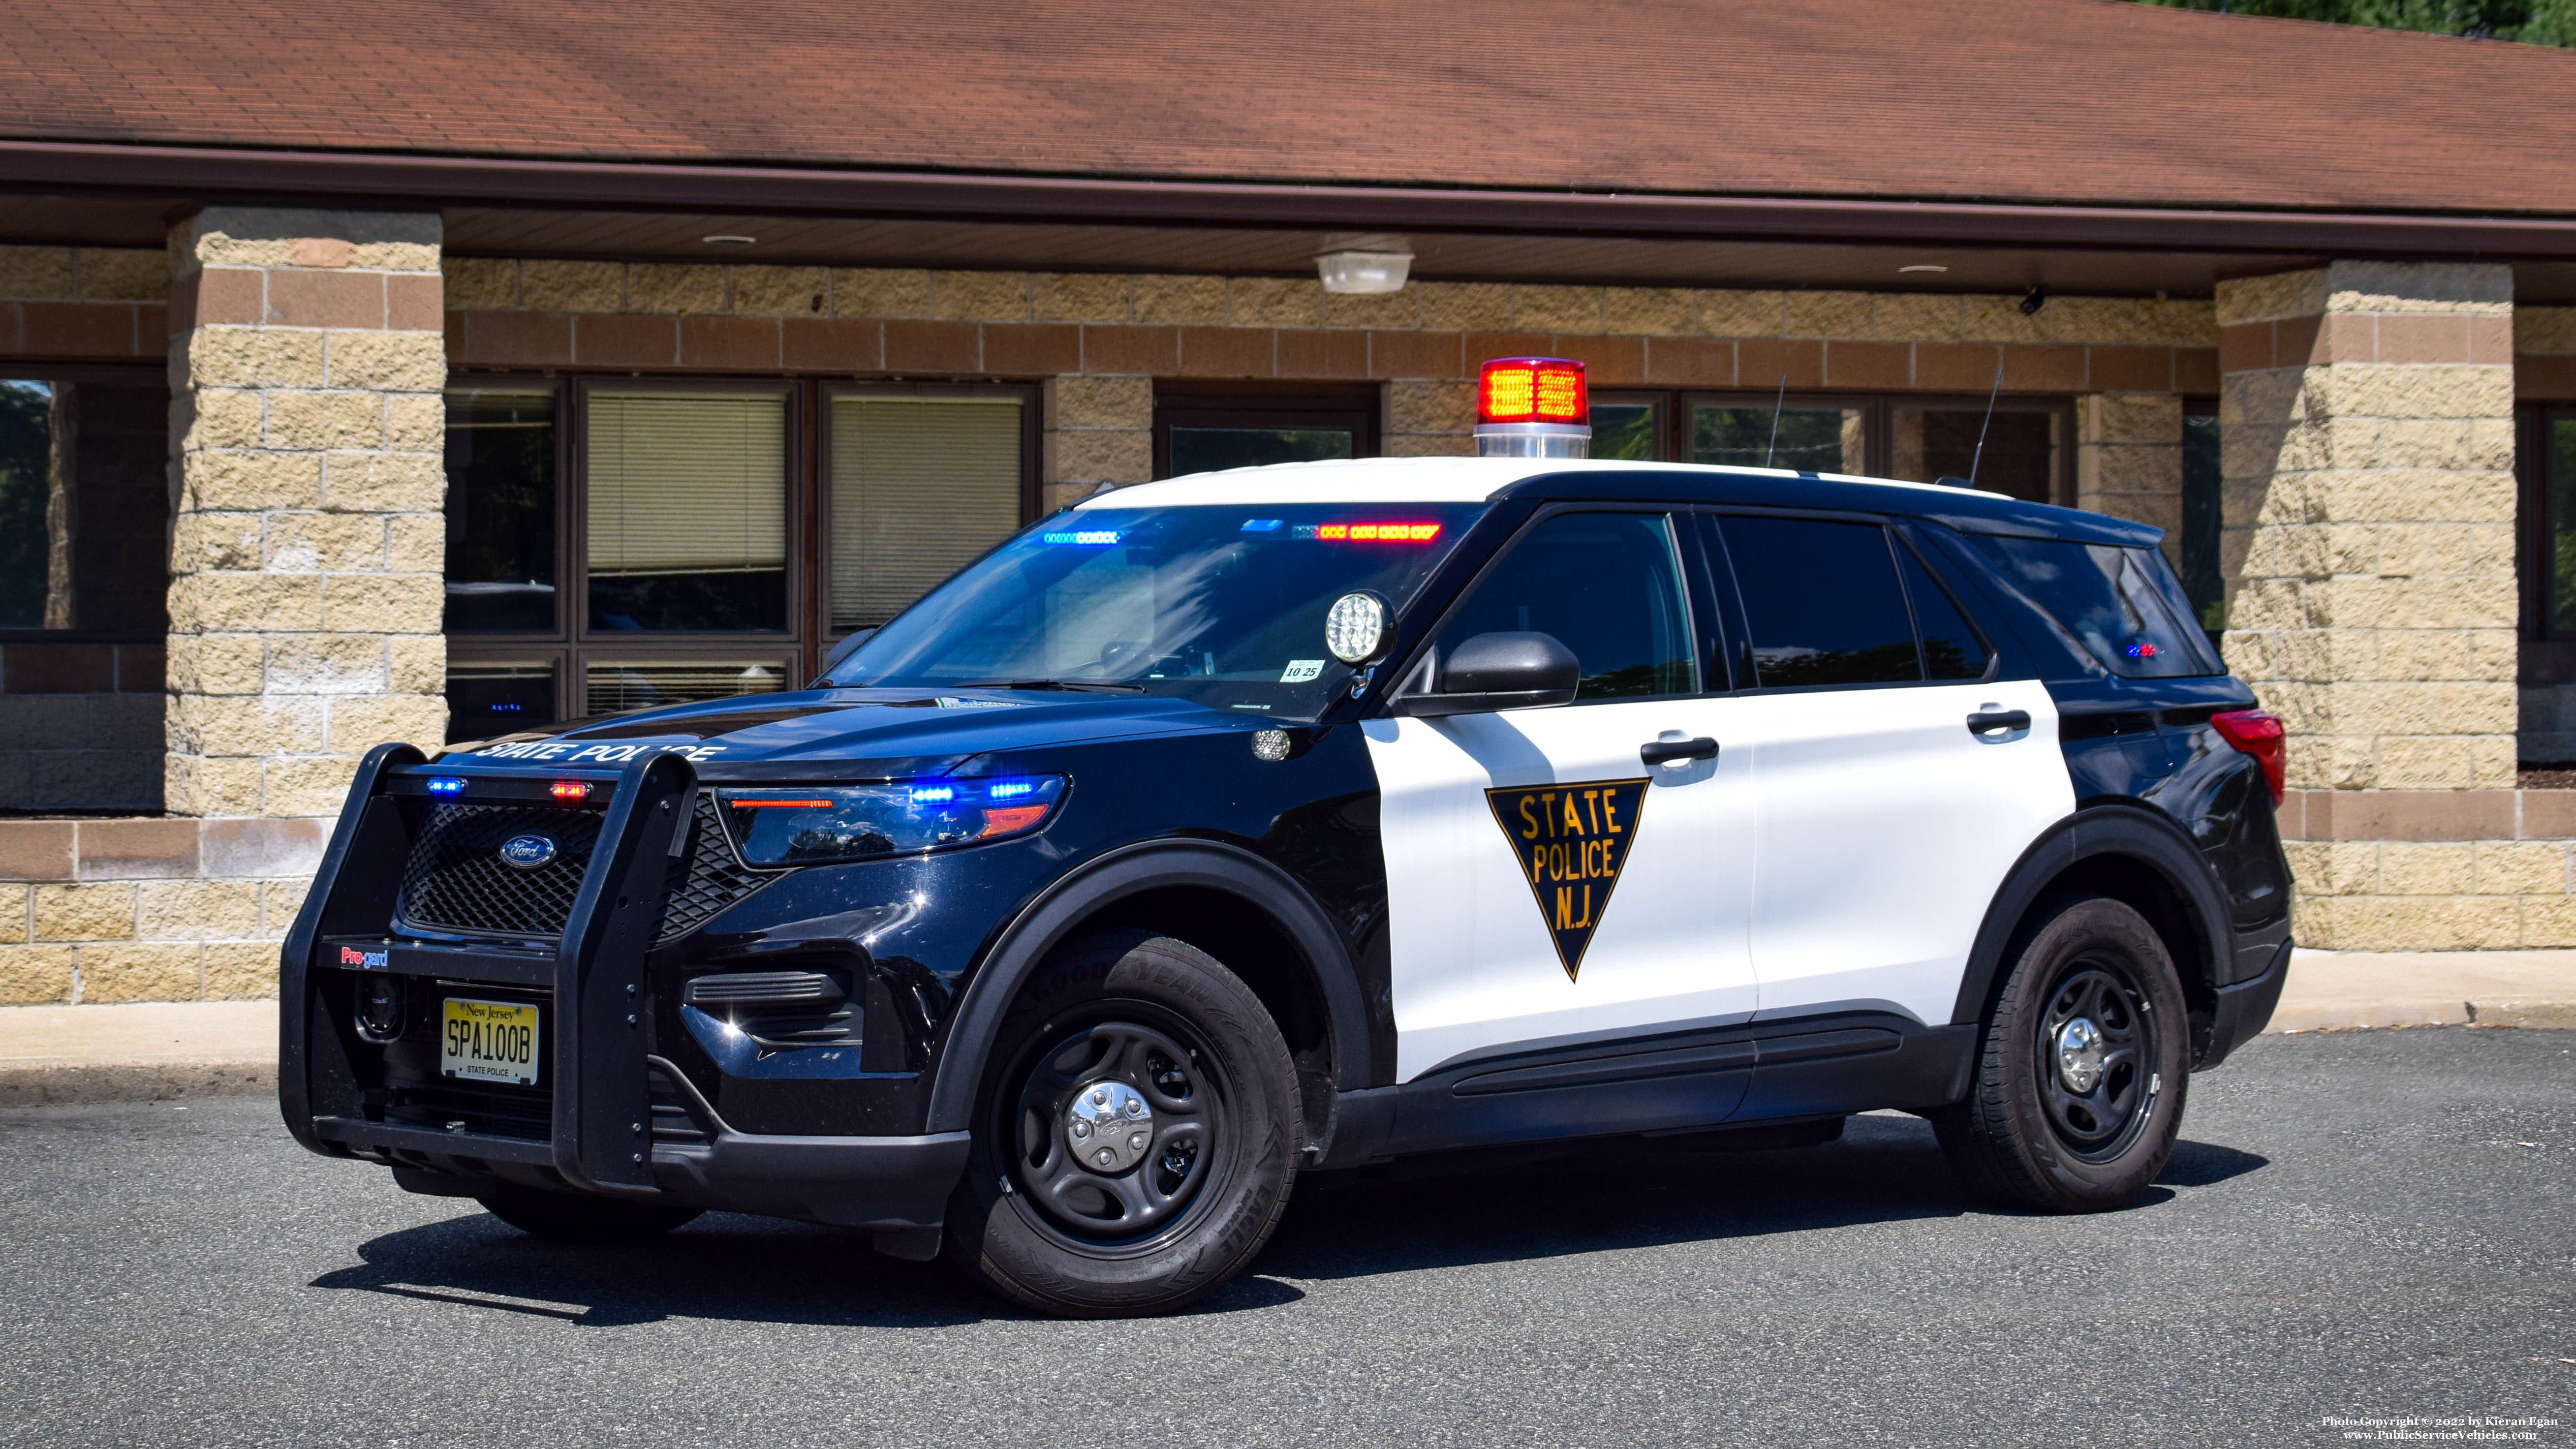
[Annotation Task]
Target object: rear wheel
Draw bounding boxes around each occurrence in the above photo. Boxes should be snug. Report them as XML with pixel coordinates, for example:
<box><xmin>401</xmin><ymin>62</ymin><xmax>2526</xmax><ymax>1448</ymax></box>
<box><xmin>945</xmin><ymin>930</ymin><xmax>1301</xmax><ymax>1317</ymax></box>
<box><xmin>475</xmin><ymin>1185</ymin><xmax>702</xmax><ymax>1243</ymax></box>
<box><xmin>1933</xmin><ymin>895</ymin><xmax>2188</xmax><ymax>1212</ymax></box>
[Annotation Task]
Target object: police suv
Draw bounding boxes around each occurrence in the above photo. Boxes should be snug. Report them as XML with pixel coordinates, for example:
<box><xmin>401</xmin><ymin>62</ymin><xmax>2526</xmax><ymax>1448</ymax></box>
<box><xmin>281</xmin><ymin>358</ymin><xmax>2293</xmax><ymax>1317</ymax></box>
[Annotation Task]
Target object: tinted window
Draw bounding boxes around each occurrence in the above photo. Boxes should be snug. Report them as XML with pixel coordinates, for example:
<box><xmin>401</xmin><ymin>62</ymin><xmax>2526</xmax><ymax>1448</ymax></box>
<box><xmin>1971</xmin><ymin>536</ymin><xmax>2220</xmax><ymax>679</ymax></box>
<box><xmin>1437</xmin><ymin>512</ymin><xmax>1693</xmax><ymax>701</ymax></box>
<box><xmin>1897</xmin><ymin>541</ymin><xmax>1990</xmax><ymax>681</ymax></box>
<box><xmin>1722</xmin><ymin>517</ymin><xmax>1919</xmax><ymax>688</ymax></box>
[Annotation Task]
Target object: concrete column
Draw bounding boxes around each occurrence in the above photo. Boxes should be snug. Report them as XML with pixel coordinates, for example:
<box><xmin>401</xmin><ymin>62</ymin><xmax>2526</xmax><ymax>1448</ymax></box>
<box><xmin>1041</xmin><ymin>374</ymin><xmax>1152</xmax><ymax>510</ymax></box>
<box><xmin>2075</xmin><ymin>392</ymin><xmax>2185</xmax><ymax>572</ymax></box>
<box><xmin>2217</xmin><ymin>261</ymin><xmax>2517</xmax><ymax>793</ymax></box>
<box><xmin>163</xmin><ymin>209</ymin><xmax>448</xmax><ymax>818</ymax></box>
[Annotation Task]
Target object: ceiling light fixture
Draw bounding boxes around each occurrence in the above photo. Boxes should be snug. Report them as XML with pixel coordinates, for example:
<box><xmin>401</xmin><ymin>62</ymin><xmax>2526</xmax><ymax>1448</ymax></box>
<box><xmin>1316</xmin><ymin>233</ymin><xmax>1414</xmax><ymax>295</ymax></box>
<box><xmin>1899</xmin><ymin>264</ymin><xmax>1949</xmax><ymax>274</ymax></box>
<box><xmin>701</xmin><ymin>234</ymin><xmax>757</xmax><ymax>246</ymax></box>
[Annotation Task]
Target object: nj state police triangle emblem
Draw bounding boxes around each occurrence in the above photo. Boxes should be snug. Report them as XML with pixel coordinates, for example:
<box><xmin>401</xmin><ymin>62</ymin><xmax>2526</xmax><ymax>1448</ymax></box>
<box><xmin>1484</xmin><ymin>778</ymin><xmax>1651</xmax><ymax>982</ymax></box>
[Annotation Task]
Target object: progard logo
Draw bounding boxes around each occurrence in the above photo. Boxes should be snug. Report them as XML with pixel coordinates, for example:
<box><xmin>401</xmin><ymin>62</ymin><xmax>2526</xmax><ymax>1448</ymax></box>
<box><xmin>1485</xmin><ymin>778</ymin><xmax>1650</xmax><ymax>981</ymax></box>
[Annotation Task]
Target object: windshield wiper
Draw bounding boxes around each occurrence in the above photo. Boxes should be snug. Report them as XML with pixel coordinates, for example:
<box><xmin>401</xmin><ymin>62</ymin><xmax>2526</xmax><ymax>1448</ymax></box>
<box><xmin>957</xmin><ymin>679</ymin><xmax>1149</xmax><ymax>694</ymax></box>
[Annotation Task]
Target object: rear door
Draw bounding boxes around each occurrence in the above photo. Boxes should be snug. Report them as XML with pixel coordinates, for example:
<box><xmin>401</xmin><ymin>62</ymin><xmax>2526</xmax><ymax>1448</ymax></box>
<box><xmin>1704</xmin><ymin>512</ymin><xmax>2073</xmax><ymax>1026</ymax></box>
<box><xmin>1364</xmin><ymin>507</ymin><xmax>1756</xmax><ymax>1081</ymax></box>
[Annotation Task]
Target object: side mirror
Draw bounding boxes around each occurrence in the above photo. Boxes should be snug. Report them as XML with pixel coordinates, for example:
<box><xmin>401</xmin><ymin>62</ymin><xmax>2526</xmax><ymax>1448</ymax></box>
<box><xmin>1393</xmin><ymin>632</ymin><xmax>1580</xmax><ymax>718</ymax></box>
<box><xmin>810</xmin><ymin>628</ymin><xmax>876</xmax><ymax>687</ymax></box>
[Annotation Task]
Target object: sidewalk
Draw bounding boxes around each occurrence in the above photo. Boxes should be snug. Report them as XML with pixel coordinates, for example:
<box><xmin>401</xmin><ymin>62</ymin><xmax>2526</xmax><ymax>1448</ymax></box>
<box><xmin>2</xmin><ymin>950</ymin><xmax>2571</xmax><ymax>1106</ymax></box>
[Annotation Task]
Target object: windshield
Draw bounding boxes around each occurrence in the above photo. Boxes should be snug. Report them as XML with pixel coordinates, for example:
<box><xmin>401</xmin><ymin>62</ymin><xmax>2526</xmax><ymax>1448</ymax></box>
<box><xmin>827</xmin><ymin>503</ymin><xmax>1488</xmax><ymax>718</ymax></box>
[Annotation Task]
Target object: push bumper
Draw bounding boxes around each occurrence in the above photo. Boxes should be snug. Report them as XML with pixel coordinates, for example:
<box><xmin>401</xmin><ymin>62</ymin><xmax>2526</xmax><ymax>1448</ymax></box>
<box><xmin>281</xmin><ymin>744</ymin><xmax>967</xmax><ymax>1238</ymax></box>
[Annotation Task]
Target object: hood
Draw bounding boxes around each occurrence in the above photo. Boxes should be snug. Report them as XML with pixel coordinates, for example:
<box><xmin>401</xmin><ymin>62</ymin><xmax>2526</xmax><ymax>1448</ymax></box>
<box><xmin>440</xmin><ymin>687</ymin><xmax>1239</xmax><ymax>777</ymax></box>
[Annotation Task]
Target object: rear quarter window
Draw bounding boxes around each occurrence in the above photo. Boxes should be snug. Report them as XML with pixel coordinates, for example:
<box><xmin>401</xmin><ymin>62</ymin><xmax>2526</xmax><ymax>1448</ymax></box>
<box><xmin>1970</xmin><ymin>535</ymin><xmax>2220</xmax><ymax>678</ymax></box>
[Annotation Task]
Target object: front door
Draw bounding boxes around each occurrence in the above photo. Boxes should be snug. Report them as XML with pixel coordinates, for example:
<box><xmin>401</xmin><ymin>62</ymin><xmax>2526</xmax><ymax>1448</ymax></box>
<box><xmin>1364</xmin><ymin>509</ymin><xmax>1757</xmax><ymax>1082</ymax></box>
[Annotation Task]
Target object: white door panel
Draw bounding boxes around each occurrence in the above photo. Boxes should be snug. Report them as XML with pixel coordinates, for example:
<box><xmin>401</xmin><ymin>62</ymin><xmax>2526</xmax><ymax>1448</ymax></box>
<box><xmin>1365</xmin><ymin>702</ymin><xmax>1756</xmax><ymax>1081</ymax></box>
<box><xmin>1743</xmin><ymin>678</ymin><xmax>2071</xmax><ymax>1024</ymax></box>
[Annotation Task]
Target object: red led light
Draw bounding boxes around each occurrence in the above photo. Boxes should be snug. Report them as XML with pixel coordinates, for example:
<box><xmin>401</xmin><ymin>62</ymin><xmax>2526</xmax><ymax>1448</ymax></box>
<box><xmin>1477</xmin><ymin>357</ymin><xmax>1588</xmax><ymax>426</ymax></box>
<box><xmin>549</xmin><ymin>780</ymin><xmax>592</xmax><ymax>801</ymax></box>
<box><xmin>732</xmin><ymin>798</ymin><xmax>832</xmax><ymax>808</ymax></box>
<box><xmin>1316</xmin><ymin>522</ymin><xmax>1440</xmax><ymax>543</ymax></box>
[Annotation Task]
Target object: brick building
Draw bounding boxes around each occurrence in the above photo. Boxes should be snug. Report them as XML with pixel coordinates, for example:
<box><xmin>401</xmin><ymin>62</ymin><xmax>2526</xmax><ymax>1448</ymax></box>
<box><xmin>4</xmin><ymin>0</ymin><xmax>2576</xmax><ymax>1002</ymax></box>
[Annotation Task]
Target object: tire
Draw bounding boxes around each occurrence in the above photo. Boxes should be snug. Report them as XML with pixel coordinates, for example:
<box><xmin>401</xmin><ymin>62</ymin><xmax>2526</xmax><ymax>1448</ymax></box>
<box><xmin>1932</xmin><ymin>894</ymin><xmax>2189</xmax><ymax>1212</ymax></box>
<box><xmin>475</xmin><ymin>1185</ymin><xmax>703</xmax><ymax>1243</ymax></box>
<box><xmin>944</xmin><ymin>929</ymin><xmax>1302</xmax><ymax>1317</ymax></box>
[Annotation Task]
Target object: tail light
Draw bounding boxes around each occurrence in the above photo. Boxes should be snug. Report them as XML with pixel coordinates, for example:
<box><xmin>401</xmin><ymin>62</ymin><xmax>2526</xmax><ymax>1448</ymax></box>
<box><xmin>2210</xmin><ymin>710</ymin><xmax>2285</xmax><ymax>805</ymax></box>
<box><xmin>1474</xmin><ymin>357</ymin><xmax>1590</xmax><ymax>459</ymax></box>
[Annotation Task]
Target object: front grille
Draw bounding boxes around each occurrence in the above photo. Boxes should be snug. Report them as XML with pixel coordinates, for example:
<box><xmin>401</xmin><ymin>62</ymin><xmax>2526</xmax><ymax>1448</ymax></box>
<box><xmin>396</xmin><ymin>804</ymin><xmax>602</xmax><ymax>939</ymax></box>
<box><xmin>651</xmin><ymin>791</ymin><xmax>780</xmax><ymax>942</ymax></box>
<box><xmin>393</xmin><ymin>791</ymin><xmax>780</xmax><ymax>944</ymax></box>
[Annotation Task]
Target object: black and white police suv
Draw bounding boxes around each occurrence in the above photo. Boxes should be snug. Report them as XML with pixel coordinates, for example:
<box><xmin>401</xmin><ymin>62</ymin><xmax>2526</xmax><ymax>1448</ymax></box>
<box><xmin>281</xmin><ymin>357</ymin><xmax>2293</xmax><ymax>1317</ymax></box>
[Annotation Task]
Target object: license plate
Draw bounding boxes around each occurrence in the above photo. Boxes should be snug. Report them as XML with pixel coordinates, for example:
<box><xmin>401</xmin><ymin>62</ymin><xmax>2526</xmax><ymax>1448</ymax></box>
<box><xmin>442</xmin><ymin>998</ymin><xmax>540</xmax><ymax>1086</ymax></box>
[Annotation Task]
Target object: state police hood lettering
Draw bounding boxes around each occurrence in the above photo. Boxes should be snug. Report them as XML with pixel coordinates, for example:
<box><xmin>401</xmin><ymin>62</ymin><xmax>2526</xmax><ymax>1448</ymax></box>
<box><xmin>460</xmin><ymin>687</ymin><xmax>1224</xmax><ymax>767</ymax></box>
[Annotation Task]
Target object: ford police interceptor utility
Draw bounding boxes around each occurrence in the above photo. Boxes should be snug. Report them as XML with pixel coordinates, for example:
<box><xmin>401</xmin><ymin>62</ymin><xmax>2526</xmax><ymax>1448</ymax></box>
<box><xmin>280</xmin><ymin>357</ymin><xmax>2293</xmax><ymax>1317</ymax></box>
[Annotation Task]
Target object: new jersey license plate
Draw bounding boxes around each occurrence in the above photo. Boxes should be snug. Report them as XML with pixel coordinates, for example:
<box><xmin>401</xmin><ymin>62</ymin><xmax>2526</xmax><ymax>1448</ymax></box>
<box><xmin>441</xmin><ymin>998</ymin><xmax>540</xmax><ymax>1086</ymax></box>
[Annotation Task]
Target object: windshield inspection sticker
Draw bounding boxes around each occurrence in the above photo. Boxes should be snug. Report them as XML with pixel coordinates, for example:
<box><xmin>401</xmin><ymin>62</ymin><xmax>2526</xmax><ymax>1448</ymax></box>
<box><xmin>1486</xmin><ymin>778</ymin><xmax>1651</xmax><ymax>982</ymax></box>
<box><xmin>1279</xmin><ymin>659</ymin><xmax>1325</xmax><ymax>683</ymax></box>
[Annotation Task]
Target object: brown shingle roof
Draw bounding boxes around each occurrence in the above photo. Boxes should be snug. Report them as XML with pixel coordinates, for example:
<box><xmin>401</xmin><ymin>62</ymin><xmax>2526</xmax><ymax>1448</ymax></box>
<box><xmin>2</xmin><ymin>0</ymin><xmax>2571</xmax><ymax>216</ymax></box>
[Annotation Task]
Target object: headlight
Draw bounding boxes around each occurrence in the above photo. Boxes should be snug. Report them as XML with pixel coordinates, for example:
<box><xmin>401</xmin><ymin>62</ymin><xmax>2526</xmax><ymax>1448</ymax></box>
<box><xmin>716</xmin><ymin>777</ymin><xmax>1067</xmax><ymax>865</ymax></box>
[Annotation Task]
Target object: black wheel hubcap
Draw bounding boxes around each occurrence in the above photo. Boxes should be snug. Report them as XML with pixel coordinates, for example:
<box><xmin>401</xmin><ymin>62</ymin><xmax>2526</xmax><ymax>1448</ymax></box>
<box><xmin>1007</xmin><ymin>1015</ymin><xmax>1227</xmax><ymax>1247</ymax></box>
<box><xmin>2035</xmin><ymin>959</ymin><xmax>2157</xmax><ymax>1161</ymax></box>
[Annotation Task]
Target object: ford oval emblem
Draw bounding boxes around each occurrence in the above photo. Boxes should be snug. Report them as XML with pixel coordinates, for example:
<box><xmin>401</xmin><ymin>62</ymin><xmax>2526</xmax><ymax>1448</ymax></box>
<box><xmin>498</xmin><ymin>834</ymin><xmax>558</xmax><ymax>871</ymax></box>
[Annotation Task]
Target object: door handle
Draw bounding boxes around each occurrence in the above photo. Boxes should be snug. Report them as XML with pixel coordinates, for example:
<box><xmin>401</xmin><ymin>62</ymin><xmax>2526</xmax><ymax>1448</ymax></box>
<box><xmin>1967</xmin><ymin>710</ymin><xmax>2032</xmax><ymax>737</ymax></box>
<box><xmin>1640</xmin><ymin>736</ymin><xmax>1719</xmax><ymax>767</ymax></box>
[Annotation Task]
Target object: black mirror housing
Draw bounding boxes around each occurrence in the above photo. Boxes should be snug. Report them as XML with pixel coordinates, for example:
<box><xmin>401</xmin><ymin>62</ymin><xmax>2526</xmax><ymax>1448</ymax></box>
<box><xmin>1392</xmin><ymin>631</ymin><xmax>1580</xmax><ymax>718</ymax></box>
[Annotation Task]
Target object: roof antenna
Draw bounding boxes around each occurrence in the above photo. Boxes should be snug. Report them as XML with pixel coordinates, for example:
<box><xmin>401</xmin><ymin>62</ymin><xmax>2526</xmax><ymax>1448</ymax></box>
<box><xmin>1761</xmin><ymin>375</ymin><xmax>1787</xmax><ymax>469</ymax></box>
<box><xmin>1966</xmin><ymin>361</ymin><xmax>2004</xmax><ymax>489</ymax></box>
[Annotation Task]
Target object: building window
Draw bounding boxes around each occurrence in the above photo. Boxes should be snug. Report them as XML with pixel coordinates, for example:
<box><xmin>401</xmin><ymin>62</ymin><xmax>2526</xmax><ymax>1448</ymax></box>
<box><xmin>827</xmin><ymin>390</ymin><xmax>1031</xmax><ymax>630</ymax></box>
<box><xmin>1154</xmin><ymin>386</ymin><xmax>1379</xmax><ymax>478</ymax></box>
<box><xmin>442</xmin><ymin>376</ymin><xmax>1037</xmax><ymax>742</ymax></box>
<box><xmin>0</xmin><ymin>371</ymin><xmax>168</xmax><ymax>636</ymax></box>
<box><xmin>2181</xmin><ymin>398</ymin><xmax>2224</xmax><ymax>636</ymax></box>
<box><xmin>444</xmin><ymin>388</ymin><xmax>558</xmax><ymax>633</ymax></box>
<box><xmin>2523</xmin><ymin>404</ymin><xmax>2576</xmax><ymax>642</ymax></box>
<box><xmin>1575</xmin><ymin>391</ymin><xmax>2072</xmax><ymax>505</ymax></box>
<box><xmin>583</xmin><ymin>386</ymin><xmax>790</xmax><ymax>633</ymax></box>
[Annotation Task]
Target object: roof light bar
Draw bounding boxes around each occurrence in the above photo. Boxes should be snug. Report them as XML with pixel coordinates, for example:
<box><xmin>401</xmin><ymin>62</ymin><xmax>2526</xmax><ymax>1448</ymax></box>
<box><xmin>1475</xmin><ymin>357</ymin><xmax>1590</xmax><ymax>459</ymax></box>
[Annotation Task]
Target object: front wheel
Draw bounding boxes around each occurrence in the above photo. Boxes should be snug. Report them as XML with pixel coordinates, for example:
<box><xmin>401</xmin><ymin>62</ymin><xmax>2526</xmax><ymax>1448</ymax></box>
<box><xmin>1932</xmin><ymin>894</ymin><xmax>2189</xmax><ymax>1212</ymax></box>
<box><xmin>945</xmin><ymin>930</ymin><xmax>1302</xmax><ymax>1317</ymax></box>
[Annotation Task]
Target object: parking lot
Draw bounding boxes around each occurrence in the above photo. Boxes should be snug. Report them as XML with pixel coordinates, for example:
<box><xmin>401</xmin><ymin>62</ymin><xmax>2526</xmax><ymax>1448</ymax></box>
<box><xmin>3</xmin><ymin>1026</ymin><xmax>2570</xmax><ymax>1448</ymax></box>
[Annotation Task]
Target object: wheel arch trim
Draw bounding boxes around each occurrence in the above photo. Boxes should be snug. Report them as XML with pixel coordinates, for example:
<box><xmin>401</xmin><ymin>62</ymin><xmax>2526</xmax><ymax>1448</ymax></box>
<box><xmin>924</xmin><ymin>838</ymin><xmax>1373</xmax><ymax>1135</ymax></box>
<box><xmin>1950</xmin><ymin>803</ymin><xmax>2234</xmax><ymax>1034</ymax></box>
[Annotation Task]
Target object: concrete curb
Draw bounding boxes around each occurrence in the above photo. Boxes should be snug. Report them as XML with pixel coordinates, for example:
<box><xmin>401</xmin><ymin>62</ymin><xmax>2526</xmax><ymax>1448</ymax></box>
<box><xmin>0</xmin><ymin>1058</ymin><xmax>274</xmax><ymax>1108</ymax></box>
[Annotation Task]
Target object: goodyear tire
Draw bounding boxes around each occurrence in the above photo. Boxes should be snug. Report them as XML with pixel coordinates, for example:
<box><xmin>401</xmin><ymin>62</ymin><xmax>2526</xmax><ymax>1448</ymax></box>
<box><xmin>1932</xmin><ymin>894</ymin><xmax>2189</xmax><ymax>1212</ymax></box>
<box><xmin>475</xmin><ymin>1185</ymin><xmax>702</xmax><ymax>1243</ymax></box>
<box><xmin>945</xmin><ymin>929</ymin><xmax>1302</xmax><ymax>1317</ymax></box>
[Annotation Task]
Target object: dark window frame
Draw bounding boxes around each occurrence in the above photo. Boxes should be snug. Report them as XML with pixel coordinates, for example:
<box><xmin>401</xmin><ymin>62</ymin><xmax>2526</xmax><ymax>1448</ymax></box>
<box><xmin>444</xmin><ymin>371</ymin><xmax>1042</xmax><ymax>733</ymax></box>
<box><xmin>1585</xmin><ymin>390</ymin><xmax>2078</xmax><ymax>507</ymax></box>
<box><xmin>1151</xmin><ymin>383</ymin><xmax>1381</xmax><ymax>480</ymax></box>
<box><xmin>0</xmin><ymin>361</ymin><xmax>172</xmax><ymax>645</ymax></box>
<box><xmin>2520</xmin><ymin>402</ymin><xmax>2576</xmax><ymax>687</ymax></box>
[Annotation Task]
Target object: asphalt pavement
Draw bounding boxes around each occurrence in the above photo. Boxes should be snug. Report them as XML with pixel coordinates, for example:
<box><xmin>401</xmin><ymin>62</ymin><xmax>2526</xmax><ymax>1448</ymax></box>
<box><xmin>3</xmin><ymin>1027</ymin><xmax>2571</xmax><ymax>1448</ymax></box>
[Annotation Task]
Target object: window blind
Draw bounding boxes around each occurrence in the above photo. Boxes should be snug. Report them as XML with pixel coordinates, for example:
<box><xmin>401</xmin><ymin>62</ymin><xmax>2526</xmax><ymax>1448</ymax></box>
<box><xmin>586</xmin><ymin>391</ymin><xmax>787</xmax><ymax>577</ymax></box>
<box><xmin>830</xmin><ymin>395</ymin><xmax>1022</xmax><ymax>629</ymax></box>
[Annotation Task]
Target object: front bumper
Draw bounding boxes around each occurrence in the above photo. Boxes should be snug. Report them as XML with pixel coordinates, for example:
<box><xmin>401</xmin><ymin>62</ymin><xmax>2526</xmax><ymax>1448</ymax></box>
<box><xmin>280</xmin><ymin>745</ymin><xmax>967</xmax><ymax>1233</ymax></box>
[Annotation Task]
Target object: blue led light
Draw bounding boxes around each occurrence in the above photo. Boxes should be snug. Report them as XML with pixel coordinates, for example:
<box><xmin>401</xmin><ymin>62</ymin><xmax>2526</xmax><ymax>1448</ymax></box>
<box><xmin>1039</xmin><ymin>529</ymin><xmax>1121</xmax><ymax>545</ymax></box>
<box><xmin>426</xmin><ymin>777</ymin><xmax>465</xmax><ymax>794</ymax></box>
<box><xmin>909</xmin><ymin>784</ymin><xmax>956</xmax><ymax>803</ymax></box>
<box><xmin>1241</xmin><ymin>519</ymin><xmax>1283</xmax><ymax>534</ymax></box>
<box><xmin>988</xmin><ymin>780</ymin><xmax>1035</xmax><ymax>799</ymax></box>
